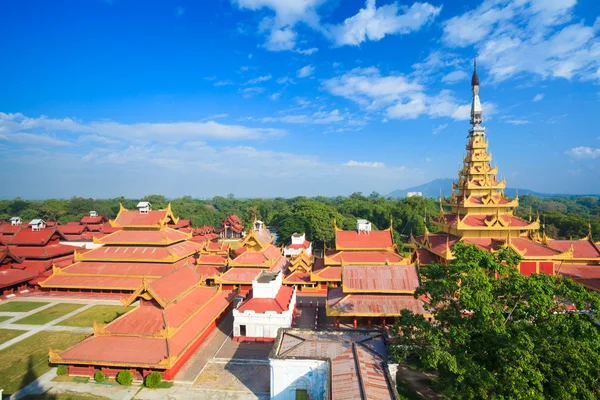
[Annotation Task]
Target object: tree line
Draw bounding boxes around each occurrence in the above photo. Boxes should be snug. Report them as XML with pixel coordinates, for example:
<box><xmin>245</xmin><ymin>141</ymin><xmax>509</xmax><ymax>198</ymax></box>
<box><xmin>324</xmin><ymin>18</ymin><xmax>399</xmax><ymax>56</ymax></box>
<box><xmin>1</xmin><ymin>193</ymin><xmax>598</xmax><ymax>248</ymax></box>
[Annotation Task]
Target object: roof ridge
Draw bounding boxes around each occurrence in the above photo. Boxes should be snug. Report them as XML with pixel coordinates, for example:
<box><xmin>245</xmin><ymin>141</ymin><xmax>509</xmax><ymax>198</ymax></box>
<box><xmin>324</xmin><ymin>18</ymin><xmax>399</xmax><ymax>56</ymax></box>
<box><xmin>279</xmin><ymin>333</ymin><xmax>306</xmax><ymax>356</ymax></box>
<box><xmin>351</xmin><ymin>343</ymin><xmax>366</xmax><ymax>400</ymax></box>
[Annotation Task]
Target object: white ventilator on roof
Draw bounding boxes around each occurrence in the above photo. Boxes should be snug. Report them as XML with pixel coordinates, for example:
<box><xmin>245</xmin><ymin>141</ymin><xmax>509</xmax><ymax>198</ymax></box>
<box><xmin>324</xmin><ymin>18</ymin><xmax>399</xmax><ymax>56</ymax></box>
<box><xmin>136</xmin><ymin>202</ymin><xmax>151</xmax><ymax>214</ymax></box>
<box><xmin>357</xmin><ymin>219</ymin><xmax>371</xmax><ymax>233</ymax></box>
<box><xmin>9</xmin><ymin>217</ymin><xmax>22</xmax><ymax>226</ymax></box>
<box><xmin>29</xmin><ymin>219</ymin><xmax>46</xmax><ymax>231</ymax></box>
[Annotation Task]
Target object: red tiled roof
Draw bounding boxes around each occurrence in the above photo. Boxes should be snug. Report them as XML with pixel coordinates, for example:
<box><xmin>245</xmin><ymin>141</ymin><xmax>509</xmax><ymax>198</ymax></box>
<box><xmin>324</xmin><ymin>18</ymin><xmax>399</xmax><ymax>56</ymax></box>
<box><xmin>197</xmin><ymin>254</ymin><xmax>227</xmax><ymax>265</ymax></box>
<box><xmin>335</xmin><ymin>230</ymin><xmax>393</xmax><ymax>250</ymax></box>
<box><xmin>79</xmin><ymin>241</ymin><xmax>202</xmax><ymax>262</ymax></box>
<box><xmin>149</xmin><ymin>266</ymin><xmax>199</xmax><ymax>305</ymax></box>
<box><xmin>0</xmin><ymin>223</ymin><xmax>22</xmax><ymax>235</ymax></box>
<box><xmin>313</xmin><ymin>265</ymin><xmax>342</xmax><ymax>281</ymax></box>
<box><xmin>461</xmin><ymin>214</ymin><xmax>531</xmax><ymax>228</ymax></box>
<box><xmin>557</xmin><ymin>264</ymin><xmax>600</xmax><ymax>279</ymax></box>
<box><xmin>80</xmin><ymin>215</ymin><xmax>106</xmax><ymax>224</ymax></box>
<box><xmin>0</xmin><ymin>269</ymin><xmax>38</xmax><ymax>288</ymax></box>
<box><xmin>286</xmin><ymin>240</ymin><xmax>311</xmax><ymax>250</ymax></box>
<box><xmin>112</xmin><ymin>210</ymin><xmax>172</xmax><ymax>227</ymax></box>
<box><xmin>462</xmin><ymin>237</ymin><xmax>505</xmax><ymax>252</ymax></box>
<box><xmin>233</xmin><ymin>244</ymin><xmax>282</xmax><ymax>265</ymax></box>
<box><xmin>328</xmin><ymin>250</ymin><xmax>404</xmax><ymax>264</ymax></box>
<box><xmin>426</xmin><ymin>233</ymin><xmax>461</xmax><ymax>254</ymax></box>
<box><xmin>173</xmin><ymin>219</ymin><xmax>191</xmax><ymax>229</ymax></box>
<box><xmin>237</xmin><ymin>285</ymin><xmax>294</xmax><ymax>314</ymax></box>
<box><xmin>196</xmin><ymin>265</ymin><xmax>226</xmax><ymax>278</ymax></box>
<box><xmin>548</xmin><ymin>240</ymin><xmax>600</xmax><ymax>259</ymax></box>
<box><xmin>342</xmin><ymin>265</ymin><xmax>419</xmax><ymax>292</ymax></box>
<box><xmin>0</xmin><ymin>247</ymin><xmax>23</xmax><ymax>264</ymax></box>
<box><xmin>8</xmin><ymin>227</ymin><xmax>66</xmax><ymax>246</ymax></box>
<box><xmin>40</xmin><ymin>275</ymin><xmax>143</xmax><ymax>290</ymax></box>
<box><xmin>58</xmin><ymin>225</ymin><xmax>88</xmax><ymax>235</ymax></box>
<box><xmin>56</xmin><ymin>258</ymin><xmax>190</xmax><ymax>277</ymax></box>
<box><xmin>96</xmin><ymin>228</ymin><xmax>190</xmax><ymax>245</ymax></box>
<box><xmin>9</xmin><ymin>244</ymin><xmax>74</xmax><ymax>260</ymax></box>
<box><xmin>327</xmin><ymin>287</ymin><xmax>427</xmax><ymax>316</ymax></box>
<box><xmin>60</xmin><ymin>336</ymin><xmax>169</xmax><ymax>365</ymax></box>
<box><xmin>274</xmin><ymin>330</ymin><xmax>395</xmax><ymax>400</ymax></box>
<box><xmin>284</xmin><ymin>271</ymin><xmax>311</xmax><ymax>283</ymax></box>
<box><xmin>219</xmin><ymin>268</ymin><xmax>263</xmax><ymax>284</ymax></box>
<box><xmin>413</xmin><ymin>248</ymin><xmax>435</xmax><ymax>265</ymax></box>
<box><xmin>510</xmin><ymin>238</ymin><xmax>561</xmax><ymax>257</ymax></box>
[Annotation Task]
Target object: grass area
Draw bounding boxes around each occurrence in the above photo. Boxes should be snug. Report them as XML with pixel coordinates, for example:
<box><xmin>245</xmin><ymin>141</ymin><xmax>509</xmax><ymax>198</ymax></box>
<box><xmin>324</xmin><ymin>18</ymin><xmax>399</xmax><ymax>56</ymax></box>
<box><xmin>0</xmin><ymin>301</ymin><xmax>48</xmax><ymax>312</ymax></box>
<box><xmin>21</xmin><ymin>390</ymin><xmax>109</xmax><ymax>400</ymax></box>
<box><xmin>13</xmin><ymin>303</ymin><xmax>84</xmax><ymax>325</ymax></box>
<box><xmin>0</xmin><ymin>315</ymin><xmax>13</xmax><ymax>323</ymax></box>
<box><xmin>0</xmin><ymin>328</ymin><xmax>26</xmax><ymax>344</ymax></box>
<box><xmin>0</xmin><ymin>330</ymin><xmax>89</xmax><ymax>395</ymax></box>
<box><xmin>57</xmin><ymin>305</ymin><xmax>132</xmax><ymax>328</ymax></box>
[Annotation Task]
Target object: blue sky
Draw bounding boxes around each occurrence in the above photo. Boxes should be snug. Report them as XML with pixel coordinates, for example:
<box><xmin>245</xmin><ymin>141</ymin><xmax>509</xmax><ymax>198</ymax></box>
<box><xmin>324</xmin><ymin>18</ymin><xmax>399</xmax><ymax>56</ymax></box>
<box><xmin>1</xmin><ymin>0</ymin><xmax>600</xmax><ymax>199</ymax></box>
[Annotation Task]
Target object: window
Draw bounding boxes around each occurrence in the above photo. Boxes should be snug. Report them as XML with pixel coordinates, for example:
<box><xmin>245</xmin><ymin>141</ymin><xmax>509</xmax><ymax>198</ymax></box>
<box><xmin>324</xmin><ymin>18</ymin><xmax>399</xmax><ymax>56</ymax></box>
<box><xmin>240</xmin><ymin>325</ymin><xmax>246</xmax><ymax>336</ymax></box>
<box><xmin>296</xmin><ymin>389</ymin><xmax>309</xmax><ymax>400</ymax></box>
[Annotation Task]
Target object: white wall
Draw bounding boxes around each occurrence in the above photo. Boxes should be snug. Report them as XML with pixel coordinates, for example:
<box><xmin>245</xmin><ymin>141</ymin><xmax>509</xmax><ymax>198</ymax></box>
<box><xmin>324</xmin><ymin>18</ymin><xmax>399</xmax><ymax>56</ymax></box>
<box><xmin>59</xmin><ymin>241</ymin><xmax>103</xmax><ymax>250</ymax></box>
<box><xmin>253</xmin><ymin>273</ymin><xmax>283</xmax><ymax>299</ymax></box>
<box><xmin>270</xmin><ymin>358</ymin><xmax>328</xmax><ymax>400</ymax></box>
<box><xmin>233</xmin><ymin>289</ymin><xmax>296</xmax><ymax>339</ymax></box>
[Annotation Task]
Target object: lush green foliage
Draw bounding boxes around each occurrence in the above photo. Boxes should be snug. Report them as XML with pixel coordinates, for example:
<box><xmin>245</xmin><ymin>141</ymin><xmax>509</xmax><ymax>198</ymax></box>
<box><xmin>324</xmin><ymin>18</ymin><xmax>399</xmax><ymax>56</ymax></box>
<box><xmin>2</xmin><ymin>194</ymin><xmax>598</xmax><ymax>247</ymax></box>
<box><xmin>144</xmin><ymin>371</ymin><xmax>162</xmax><ymax>388</ymax></box>
<box><xmin>94</xmin><ymin>371</ymin><xmax>105</xmax><ymax>382</ymax></box>
<box><xmin>116</xmin><ymin>370</ymin><xmax>133</xmax><ymax>386</ymax></box>
<box><xmin>392</xmin><ymin>243</ymin><xmax>600</xmax><ymax>400</ymax></box>
<box><xmin>56</xmin><ymin>365</ymin><xmax>68</xmax><ymax>375</ymax></box>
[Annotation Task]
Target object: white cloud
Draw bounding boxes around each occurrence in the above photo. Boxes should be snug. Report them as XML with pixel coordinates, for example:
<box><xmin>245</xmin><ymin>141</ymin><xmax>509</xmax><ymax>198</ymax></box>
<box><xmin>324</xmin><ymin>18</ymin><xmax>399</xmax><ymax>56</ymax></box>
<box><xmin>323</xmin><ymin>67</ymin><xmax>495</xmax><ymax>120</ymax></box>
<box><xmin>443</xmin><ymin>0</ymin><xmax>600</xmax><ymax>82</ymax></box>
<box><xmin>214</xmin><ymin>80</ymin><xmax>234</xmax><ymax>86</ymax></box>
<box><xmin>506</xmin><ymin>119</ymin><xmax>530</xmax><ymax>125</ymax></box>
<box><xmin>328</xmin><ymin>0</ymin><xmax>441</xmax><ymax>46</ymax></box>
<box><xmin>566</xmin><ymin>146</ymin><xmax>600</xmax><ymax>159</ymax></box>
<box><xmin>233</xmin><ymin>0</ymin><xmax>441</xmax><ymax>51</ymax></box>
<box><xmin>6</xmin><ymin>132</ymin><xmax>72</xmax><ymax>147</ymax></box>
<box><xmin>533</xmin><ymin>93</ymin><xmax>544</xmax><ymax>102</ymax></box>
<box><xmin>245</xmin><ymin>74</ymin><xmax>272</xmax><ymax>84</ymax></box>
<box><xmin>276</xmin><ymin>76</ymin><xmax>295</xmax><ymax>84</ymax></box>
<box><xmin>269</xmin><ymin>92</ymin><xmax>282</xmax><ymax>101</ymax></box>
<box><xmin>296</xmin><ymin>47</ymin><xmax>318</xmax><ymax>55</ymax></box>
<box><xmin>297</xmin><ymin>65</ymin><xmax>315</xmax><ymax>78</ymax></box>
<box><xmin>262</xmin><ymin>109</ymin><xmax>344</xmax><ymax>124</ymax></box>
<box><xmin>442</xmin><ymin>70</ymin><xmax>468</xmax><ymax>84</ymax></box>
<box><xmin>0</xmin><ymin>112</ymin><xmax>286</xmax><ymax>143</ymax></box>
<box><xmin>344</xmin><ymin>160</ymin><xmax>385</xmax><ymax>168</ymax></box>
<box><xmin>433</xmin><ymin>123</ymin><xmax>448</xmax><ymax>135</ymax></box>
<box><xmin>239</xmin><ymin>86</ymin><xmax>266</xmax><ymax>98</ymax></box>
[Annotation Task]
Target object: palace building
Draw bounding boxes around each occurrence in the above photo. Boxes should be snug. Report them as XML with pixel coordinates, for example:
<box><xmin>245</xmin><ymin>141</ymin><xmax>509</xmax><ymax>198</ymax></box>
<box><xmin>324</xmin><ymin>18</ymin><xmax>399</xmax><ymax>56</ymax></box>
<box><xmin>412</xmin><ymin>63</ymin><xmax>600</xmax><ymax>277</ymax></box>
<box><xmin>217</xmin><ymin>221</ymin><xmax>289</xmax><ymax>295</ymax></box>
<box><xmin>49</xmin><ymin>265</ymin><xmax>236</xmax><ymax>380</ymax></box>
<box><xmin>217</xmin><ymin>214</ymin><xmax>245</xmax><ymax>240</ymax></box>
<box><xmin>40</xmin><ymin>203</ymin><xmax>203</xmax><ymax>295</ymax></box>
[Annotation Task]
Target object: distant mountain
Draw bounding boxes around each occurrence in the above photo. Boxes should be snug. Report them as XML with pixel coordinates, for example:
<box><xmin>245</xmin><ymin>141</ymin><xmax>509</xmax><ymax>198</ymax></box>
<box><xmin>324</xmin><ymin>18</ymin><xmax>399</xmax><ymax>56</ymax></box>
<box><xmin>388</xmin><ymin>178</ymin><xmax>563</xmax><ymax>199</ymax></box>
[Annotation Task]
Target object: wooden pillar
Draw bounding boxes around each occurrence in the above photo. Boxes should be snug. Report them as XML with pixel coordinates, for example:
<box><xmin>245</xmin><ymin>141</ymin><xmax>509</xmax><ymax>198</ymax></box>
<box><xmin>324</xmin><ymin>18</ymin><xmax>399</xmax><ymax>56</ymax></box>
<box><xmin>382</xmin><ymin>318</ymin><xmax>386</xmax><ymax>329</ymax></box>
<box><xmin>334</xmin><ymin>317</ymin><xmax>340</xmax><ymax>329</ymax></box>
<box><xmin>368</xmin><ymin>318</ymin><xmax>372</xmax><ymax>329</ymax></box>
<box><xmin>353</xmin><ymin>317</ymin><xmax>357</xmax><ymax>329</ymax></box>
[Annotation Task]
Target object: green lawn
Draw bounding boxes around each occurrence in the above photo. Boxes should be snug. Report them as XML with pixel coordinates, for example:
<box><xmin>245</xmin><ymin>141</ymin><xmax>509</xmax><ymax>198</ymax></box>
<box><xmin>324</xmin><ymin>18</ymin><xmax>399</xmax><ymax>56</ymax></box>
<box><xmin>0</xmin><ymin>328</ymin><xmax>26</xmax><ymax>344</ymax></box>
<box><xmin>21</xmin><ymin>390</ymin><xmax>109</xmax><ymax>400</ymax></box>
<box><xmin>0</xmin><ymin>301</ymin><xmax>48</xmax><ymax>312</ymax></box>
<box><xmin>13</xmin><ymin>304</ymin><xmax>84</xmax><ymax>325</ymax></box>
<box><xmin>0</xmin><ymin>331</ymin><xmax>89</xmax><ymax>395</ymax></box>
<box><xmin>0</xmin><ymin>315</ymin><xmax>13</xmax><ymax>323</ymax></box>
<box><xmin>57</xmin><ymin>305</ymin><xmax>132</xmax><ymax>328</ymax></box>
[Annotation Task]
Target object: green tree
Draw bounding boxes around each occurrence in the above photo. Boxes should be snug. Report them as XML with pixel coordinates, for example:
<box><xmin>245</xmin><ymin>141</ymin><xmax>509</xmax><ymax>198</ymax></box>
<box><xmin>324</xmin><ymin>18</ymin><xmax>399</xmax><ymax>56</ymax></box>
<box><xmin>392</xmin><ymin>242</ymin><xmax>600</xmax><ymax>400</ymax></box>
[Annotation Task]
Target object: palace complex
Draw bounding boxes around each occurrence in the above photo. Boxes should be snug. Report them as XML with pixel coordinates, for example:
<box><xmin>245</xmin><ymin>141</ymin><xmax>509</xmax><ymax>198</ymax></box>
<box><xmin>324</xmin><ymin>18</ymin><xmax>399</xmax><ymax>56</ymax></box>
<box><xmin>412</xmin><ymin>63</ymin><xmax>600</xmax><ymax>281</ymax></box>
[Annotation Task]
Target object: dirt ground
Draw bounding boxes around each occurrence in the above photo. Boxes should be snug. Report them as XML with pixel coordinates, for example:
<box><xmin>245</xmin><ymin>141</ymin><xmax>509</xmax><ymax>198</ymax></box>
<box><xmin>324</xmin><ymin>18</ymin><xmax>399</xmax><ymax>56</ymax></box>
<box><xmin>194</xmin><ymin>361</ymin><xmax>270</xmax><ymax>394</ymax></box>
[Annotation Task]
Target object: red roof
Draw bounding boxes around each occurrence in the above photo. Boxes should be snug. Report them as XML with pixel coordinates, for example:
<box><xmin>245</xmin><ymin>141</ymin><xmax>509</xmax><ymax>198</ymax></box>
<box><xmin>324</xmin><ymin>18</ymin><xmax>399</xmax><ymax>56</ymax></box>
<box><xmin>510</xmin><ymin>238</ymin><xmax>561</xmax><ymax>257</ymax></box>
<box><xmin>58</xmin><ymin>225</ymin><xmax>89</xmax><ymax>235</ymax></box>
<box><xmin>173</xmin><ymin>219</ymin><xmax>191</xmax><ymax>229</ymax></box>
<box><xmin>0</xmin><ymin>223</ymin><xmax>22</xmax><ymax>235</ymax></box>
<box><xmin>196</xmin><ymin>265</ymin><xmax>226</xmax><ymax>278</ymax></box>
<box><xmin>284</xmin><ymin>271</ymin><xmax>311</xmax><ymax>283</ymax></box>
<box><xmin>79</xmin><ymin>241</ymin><xmax>202</xmax><ymax>262</ymax></box>
<box><xmin>548</xmin><ymin>240</ymin><xmax>600</xmax><ymax>259</ymax></box>
<box><xmin>413</xmin><ymin>248</ymin><xmax>436</xmax><ymax>265</ymax></box>
<box><xmin>80</xmin><ymin>215</ymin><xmax>107</xmax><ymax>224</ymax></box>
<box><xmin>112</xmin><ymin>210</ymin><xmax>173</xmax><ymax>227</ymax></box>
<box><xmin>0</xmin><ymin>269</ymin><xmax>38</xmax><ymax>288</ymax></box>
<box><xmin>461</xmin><ymin>214</ymin><xmax>531</xmax><ymax>228</ymax></box>
<box><xmin>237</xmin><ymin>285</ymin><xmax>294</xmax><ymax>314</ymax></box>
<box><xmin>40</xmin><ymin>275</ymin><xmax>143</xmax><ymax>290</ymax></box>
<box><xmin>462</xmin><ymin>237</ymin><xmax>505</xmax><ymax>252</ymax></box>
<box><xmin>327</xmin><ymin>287</ymin><xmax>427</xmax><ymax>316</ymax></box>
<box><xmin>327</xmin><ymin>249</ymin><xmax>404</xmax><ymax>264</ymax></box>
<box><xmin>312</xmin><ymin>265</ymin><xmax>342</xmax><ymax>281</ymax></box>
<box><xmin>97</xmin><ymin>228</ymin><xmax>189</xmax><ymax>245</ymax></box>
<box><xmin>219</xmin><ymin>268</ymin><xmax>263</xmax><ymax>284</ymax></box>
<box><xmin>557</xmin><ymin>264</ymin><xmax>600</xmax><ymax>279</ymax></box>
<box><xmin>10</xmin><ymin>244</ymin><xmax>74</xmax><ymax>260</ymax></box>
<box><xmin>8</xmin><ymin>227</ymin><xmax>66</xmax><ymax>246</ymax></box>
<box><xmin>149</xmin><ymin>266</ymin><xmax>199</xmax><ymax>305</ymax></box>
<box><xmin>197</xmin><ymin>254</ymin><xmax>227</xmax><ymax>265</ymax></box>
<box><xmin>286</xmin><ymin>240</ymin><xmax>311</xmax><ymax>250</ymax></box>
<box><xmin>335</xmin><ymin>230</ymin><xmax>393</xmax><ymax>250</ymax></box>
<box><xmin>232</xmin><ymin>244</ymin><xmax>282</xmax><ymax>265</ymax></box>
<box><xmin>342</xmin><ymin>265</ymin><xmax>419</xmax><ymax>292</ymax></box>
<box><xmin>54</xmin><ymin>258</ymin><xmax>190</xmax><ymax>277</ymax></box>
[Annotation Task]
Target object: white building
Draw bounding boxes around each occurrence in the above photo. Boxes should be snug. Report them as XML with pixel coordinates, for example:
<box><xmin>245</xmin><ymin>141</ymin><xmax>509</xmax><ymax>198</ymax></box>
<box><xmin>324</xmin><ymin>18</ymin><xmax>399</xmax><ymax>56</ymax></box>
<box><xmin>9</xmin><ymin>217</ymin><xmax>22</xmax><ymax>226</ymax></box>
<box><xmin>283</xmin><ymin>233</ymin><xmax>312</xmax><ymax>257</ymax></box>
<box><xmin>407</xmin><ymin>191</ymin><xmax>423</xmax><ymax>197</ymax></box>
<box><xmin>357</xmin><ymin>219</ymin><xmax>372</xmax><ymax>232</ymax></box>
<box><xmin>29</xmin><ymin>219</ymin><xmax>46</xmax><ymax>231</ymax></box>
<box><xmin>136</xmin><ymin>201</ymin><xmax>151</xmax><ymax>213</ymax></box>
<box><xmin>270</xmin><ymin>329</ymin><xmax>398</xmax><ymax>400</ymax></box>
<box><xmin>233</xmin><ymin>270</ymin><xmax>296</xmax><ymax>341</ymax></box>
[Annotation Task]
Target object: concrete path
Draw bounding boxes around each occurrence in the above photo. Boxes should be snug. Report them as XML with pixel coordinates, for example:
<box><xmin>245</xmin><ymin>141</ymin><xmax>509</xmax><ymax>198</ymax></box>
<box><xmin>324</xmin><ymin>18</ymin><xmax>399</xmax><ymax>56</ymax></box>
<box><xmin>9</xmin><ymin>367</ymin><xmax>57</xmax><ymax>400</ymax></box>
<box><xmin>0</xmin><ymin>303</ymin><xmax>95</xmax><ymax>351</ymax></box>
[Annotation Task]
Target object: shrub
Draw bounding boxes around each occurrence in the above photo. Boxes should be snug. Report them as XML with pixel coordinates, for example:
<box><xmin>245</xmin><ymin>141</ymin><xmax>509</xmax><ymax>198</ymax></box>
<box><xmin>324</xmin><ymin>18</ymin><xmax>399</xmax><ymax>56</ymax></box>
<box><xmin>117</xmin><ymin>370</ymin><xmax>133</xmax><ymax>386</ymax></box>
<box><xmin>144</xmin><ymin>371</ymin><xmax>162</xmax><ymax>388</ymax></box>
<box><xmin>94</xmin><ymin>371</ymin><xmax>105</xmax><ymax>382</ymax></box>
<box><xmin>56</xmin><ymin>365</ymin><xmax>68</xmax><ymax>375</ymax></box>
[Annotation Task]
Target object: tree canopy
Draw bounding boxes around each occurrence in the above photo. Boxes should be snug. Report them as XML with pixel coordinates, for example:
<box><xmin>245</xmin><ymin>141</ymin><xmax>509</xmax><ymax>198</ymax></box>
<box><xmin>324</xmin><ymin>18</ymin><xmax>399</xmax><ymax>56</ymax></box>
<box><xmin>392</xmin><ymin>243</ymin><xmax>600</xmax><ymax>400</ymax></box>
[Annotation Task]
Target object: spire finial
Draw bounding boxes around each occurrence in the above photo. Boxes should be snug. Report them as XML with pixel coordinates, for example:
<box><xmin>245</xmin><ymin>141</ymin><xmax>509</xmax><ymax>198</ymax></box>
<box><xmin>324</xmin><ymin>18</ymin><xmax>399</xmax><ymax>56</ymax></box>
<box><xmin>471</xmin><ymin>54</ymin><xmax>480</xmax><ymax>87</ymax></box>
